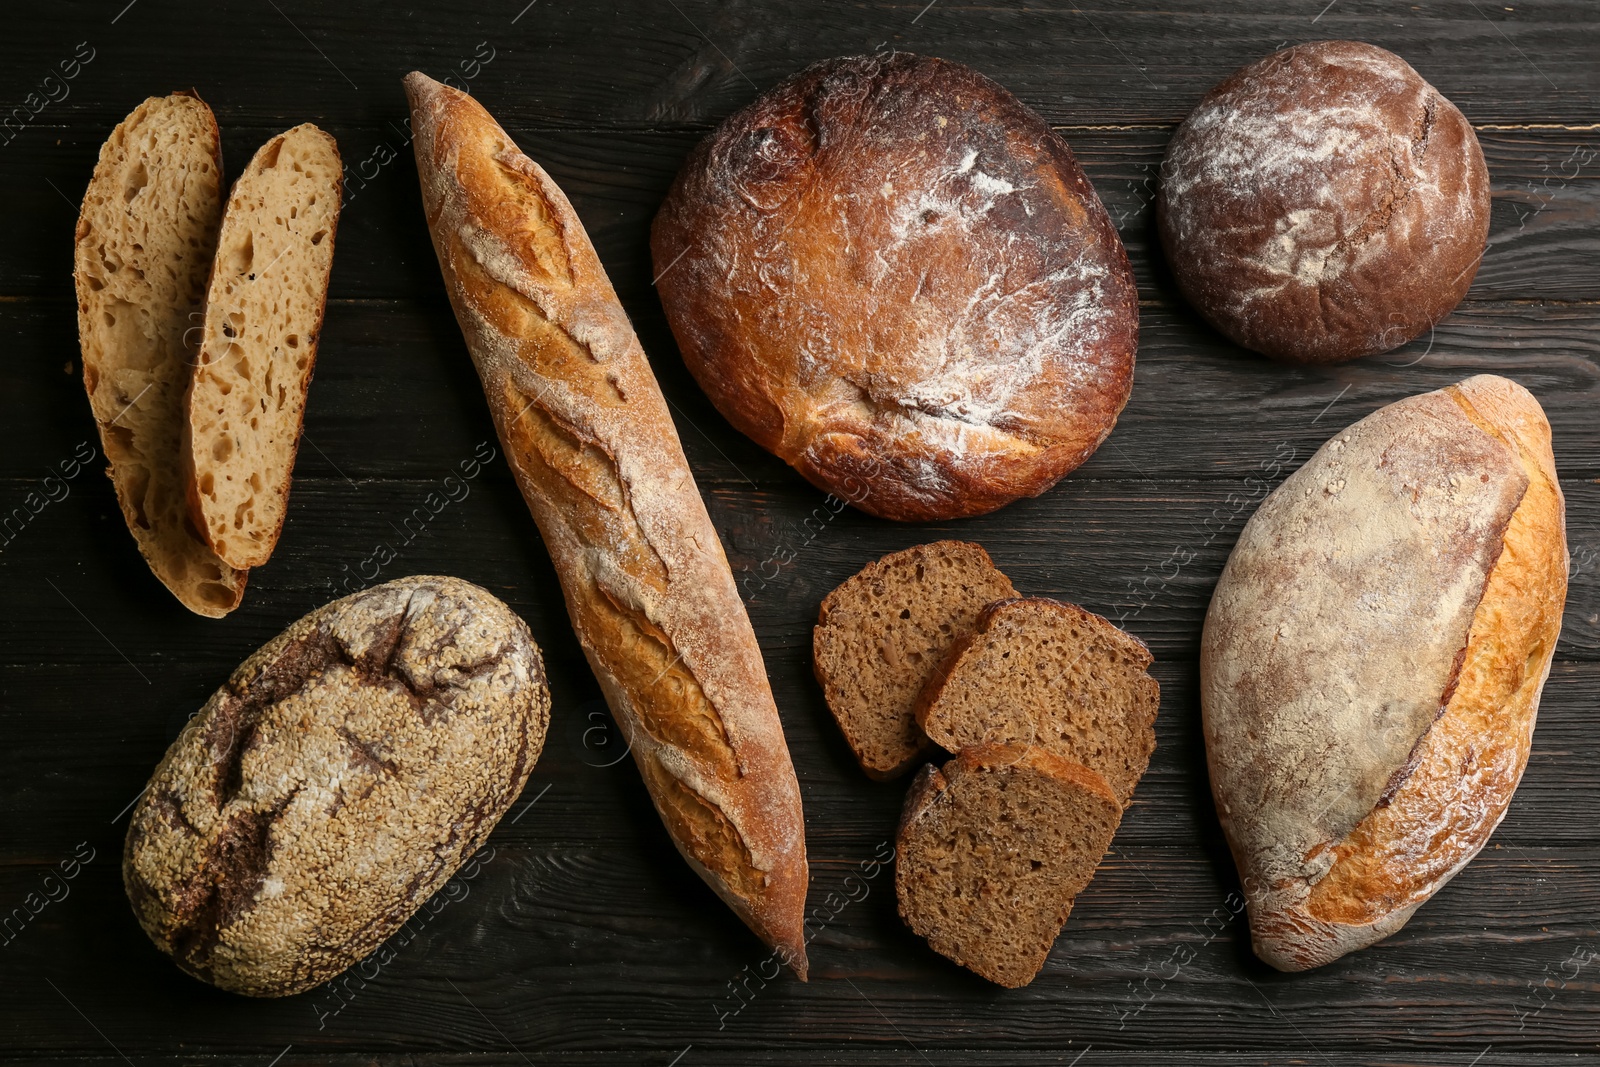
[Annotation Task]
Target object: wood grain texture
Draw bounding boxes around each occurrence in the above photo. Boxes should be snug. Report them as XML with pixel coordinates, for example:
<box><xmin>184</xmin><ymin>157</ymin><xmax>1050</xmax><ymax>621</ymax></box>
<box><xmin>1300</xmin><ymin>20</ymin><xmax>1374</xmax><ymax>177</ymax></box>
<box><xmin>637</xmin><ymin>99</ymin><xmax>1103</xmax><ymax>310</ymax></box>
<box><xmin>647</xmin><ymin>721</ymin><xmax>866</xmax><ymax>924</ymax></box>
<box><xmin>1</xmin><ymin>0</ymin><xmax>1597</xmax><ymax>1063</ymax></box>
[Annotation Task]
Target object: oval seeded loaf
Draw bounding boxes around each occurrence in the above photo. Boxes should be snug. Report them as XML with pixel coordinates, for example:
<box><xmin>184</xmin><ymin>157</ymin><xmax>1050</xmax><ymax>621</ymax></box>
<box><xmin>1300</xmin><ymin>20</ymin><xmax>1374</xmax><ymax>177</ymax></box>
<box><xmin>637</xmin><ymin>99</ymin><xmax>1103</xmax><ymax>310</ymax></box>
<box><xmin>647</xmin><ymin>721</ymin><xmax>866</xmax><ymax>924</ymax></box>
<box><xmin>1201</xmin><ymin>374</ymin><xmax>1567</xmax><ymax>970</ymax></box>
<box><xmin>123</xmin><ymin>575</ymin><xmax>550</xmax><ymax>996</ymax></box>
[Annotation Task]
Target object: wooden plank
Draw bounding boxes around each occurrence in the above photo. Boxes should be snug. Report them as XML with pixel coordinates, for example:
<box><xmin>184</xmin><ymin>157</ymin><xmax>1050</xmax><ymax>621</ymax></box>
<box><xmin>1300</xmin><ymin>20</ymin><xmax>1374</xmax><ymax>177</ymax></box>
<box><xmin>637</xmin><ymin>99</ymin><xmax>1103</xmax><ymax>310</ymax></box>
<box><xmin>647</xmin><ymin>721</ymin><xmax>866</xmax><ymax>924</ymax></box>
<box><xmin>2</xmin><ymin>0</ymin><xmax>1597</xmax><ymax>133</ymax></box>
<box><xmin>0</xmin><ymin>845</ymin><xmax>1596</xmax><ymax>1058</ymax></box>
<box><xmin>4</xmin><ymin>297</ymin><xmax>1600</xmax><ymax>490</ymax></box>
<box><xmin>4</xmin><ymin>125</ymin><xmax>1597</xmax><ymax>301</ymax></box>
<box><xmin>2</xmin><ymin>466</ymin><xmax>1598</xmax><ymax>667</ymax></box>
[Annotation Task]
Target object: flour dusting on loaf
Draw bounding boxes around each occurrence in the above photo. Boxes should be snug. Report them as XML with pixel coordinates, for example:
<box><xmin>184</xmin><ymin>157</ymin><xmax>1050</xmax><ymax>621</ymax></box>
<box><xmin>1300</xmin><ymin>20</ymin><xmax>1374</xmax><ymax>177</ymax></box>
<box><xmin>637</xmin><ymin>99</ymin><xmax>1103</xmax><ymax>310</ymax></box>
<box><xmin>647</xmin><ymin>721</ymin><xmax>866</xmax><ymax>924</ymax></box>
<box><xmin>653</xmin><ymin>52</ymin><xmax>1138</xmax><ymax>521</ymax></box>
<box><xmin>1158</xmin><ymin>41</ymin><xmax>1489</xmax><ymax>364</ymax></box>
<box><xmin>1201</xmin><ymin>375</ymin><xmax>1567</xmax><ymax>970</ymax></box>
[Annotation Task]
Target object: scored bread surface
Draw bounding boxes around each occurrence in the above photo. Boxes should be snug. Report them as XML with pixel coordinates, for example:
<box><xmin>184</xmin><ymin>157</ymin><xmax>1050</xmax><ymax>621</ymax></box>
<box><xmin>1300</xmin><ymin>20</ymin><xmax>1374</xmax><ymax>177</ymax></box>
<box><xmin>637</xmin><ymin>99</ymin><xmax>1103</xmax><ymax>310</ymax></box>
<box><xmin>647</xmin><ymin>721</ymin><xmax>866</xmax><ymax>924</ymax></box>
<box><xmin>1201</xmin><ymin>374</ymin><xmax>1566</xmax><ymax>970</ymax></box>
<box><xmin>915</xmin><ymin>596</ymin><xmax>1159</xmax><ymax>807</ymax></box>
<box><xmin>896</xmin><ymin>743</ymin><xmax>1122</xmax><ymax>987</ymax></box>
<box><xmin>123</xmin><ymin>575</ymin><xmax>550</xmax><ymax>996</ymax></box>
<box><xmin>73</xmin><ymin>92</ymin><xmax>246</xmax><ymax>616</ymax></box>
<box><xmin>814</xmin><ymin>541</ymin><xmax>1018</xmax><ymax>779</ymax></box>
<box><xmin>186</xmin><ymin>123</ymin><xmax>342</xmax><ymax>569</ymax></box>
<box><xmin>405</xmin><ymin>72</ymin><xmax>810</xmax><ymax>975</ymax></box>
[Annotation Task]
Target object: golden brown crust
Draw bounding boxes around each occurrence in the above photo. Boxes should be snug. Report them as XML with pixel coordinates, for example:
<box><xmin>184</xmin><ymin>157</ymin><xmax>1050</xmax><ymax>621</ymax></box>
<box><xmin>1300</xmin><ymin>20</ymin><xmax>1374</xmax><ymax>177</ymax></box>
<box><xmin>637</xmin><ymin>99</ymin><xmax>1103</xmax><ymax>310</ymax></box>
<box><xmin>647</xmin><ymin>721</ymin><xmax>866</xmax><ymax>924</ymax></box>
<box><xmin>1201</xmin><ymin>374</ymin><xmax>1566</xmax><ymax>971</ymax></box>
<box><xmin>405</xmin><ymin>72</ymin><xmax>809</xmax><ymax>975</ymax></box>
<box><xmin>1302</xmin><ymin>379</ymin><xmax>1567</xmax><ymax>929</ymax></box>
<box><xmin>651</xmin><ymin>52</ymin><xmax>1138</xmax><ymax>521</ymax></box>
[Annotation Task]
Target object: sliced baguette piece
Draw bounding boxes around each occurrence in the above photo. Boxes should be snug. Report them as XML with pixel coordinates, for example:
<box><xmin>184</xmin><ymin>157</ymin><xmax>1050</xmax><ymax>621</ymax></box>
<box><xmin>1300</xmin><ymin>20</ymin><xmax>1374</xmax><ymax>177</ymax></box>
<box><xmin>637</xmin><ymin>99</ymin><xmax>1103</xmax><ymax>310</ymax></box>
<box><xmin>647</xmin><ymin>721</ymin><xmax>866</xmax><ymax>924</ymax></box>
<box><xmin>916</xmin><ymin>597</ymin><xmax>1158</xmax><ymax>807</ymax></box>
<box><xmin>405</xmin><ymin>72</ymin><xmax>810</xmax><ymax>976</ymax></box>
<box><xmin>74</xmin><ymin>92</ymin><xmax>246</xmax><ymax>617</ymax></box>
<box><xmin>895</xmin><ymin>743</ymin><xmax>1122</xmax><ymax>987</ymax></box>
<box><xmin>185</xmin><ymin>123</ymin><xmax>342</xmax><ymax>569</ymax></box>
<box><xmin>814</xmin><ymin>541</ymin><xmax>1018</xmax><ymax>779</ymax></box>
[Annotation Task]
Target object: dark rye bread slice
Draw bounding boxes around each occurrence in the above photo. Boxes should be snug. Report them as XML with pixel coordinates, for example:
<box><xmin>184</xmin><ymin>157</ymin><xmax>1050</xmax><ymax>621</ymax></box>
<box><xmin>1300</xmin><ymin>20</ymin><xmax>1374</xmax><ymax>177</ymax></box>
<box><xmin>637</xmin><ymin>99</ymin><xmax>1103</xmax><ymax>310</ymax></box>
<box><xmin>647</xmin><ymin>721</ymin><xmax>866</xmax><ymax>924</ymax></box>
<box><xmin>896</xmin><ymin>743</ymin><xmax>1122</xmax><ymax>987</ymax></box>
<box><xmin>915</xmin><ymin>597</ymin><xmax>1158</xmax><ymax>807</ymax></box>
<box><xmin>814</xmin><ymin>541</ymin><xmax>1018</xmax><ymax>779</ymax></box>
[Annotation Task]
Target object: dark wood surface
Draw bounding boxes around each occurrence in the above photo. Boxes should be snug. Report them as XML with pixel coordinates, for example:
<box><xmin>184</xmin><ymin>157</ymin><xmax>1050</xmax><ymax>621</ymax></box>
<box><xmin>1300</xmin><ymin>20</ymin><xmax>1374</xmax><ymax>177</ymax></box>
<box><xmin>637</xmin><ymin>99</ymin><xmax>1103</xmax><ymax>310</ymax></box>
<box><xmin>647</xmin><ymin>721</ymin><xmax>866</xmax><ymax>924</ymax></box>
<box><xmin>3</xmin><ymin>2</ymin><xmax>1598</xmax><ymax>1063</ymax></box>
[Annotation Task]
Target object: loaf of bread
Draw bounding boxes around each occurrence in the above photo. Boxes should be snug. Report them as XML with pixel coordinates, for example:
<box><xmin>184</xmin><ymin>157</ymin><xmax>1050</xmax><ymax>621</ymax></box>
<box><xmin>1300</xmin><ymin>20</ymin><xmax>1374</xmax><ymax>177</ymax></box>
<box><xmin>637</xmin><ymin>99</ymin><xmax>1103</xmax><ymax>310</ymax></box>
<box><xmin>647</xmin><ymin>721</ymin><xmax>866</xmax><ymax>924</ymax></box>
<box><xmin>186</xmin><ymin>123</ymin><xmax>342</xmax><ymax>568</ymax></box>
<box><xmin>916</xmin><ymin>596</ymin><xmax>1158</xmax><ymax>807</ymax></box>
<box><xmin>73</xmin><ymin>92</ymin><xmax>246</xmax><ymax>616</ymax></box>
<box><xmin>896</xmin><ymin>743</ymin><xmax>1122</xmax><ymax>987</ymax></box>
<box><xmin>1158</xmin><ymin>41</ymin><xmax>1489</xmax><ymax>364</ymax></box>
<box><xmin>814</xmin><ymin>541</ymin><xmax>1018</xmax><ymax>779</ymax></box>
<box><xmin>1201</xmin><ymin>374</ymin><xmax>1567</xmax><ymax>970</ymax></box>
<box><xmin>124</xmin><ymin>576</ymin><xmax>549</xmax><ymax>996</ymax></box>
<box><xmin>652</xmin><ymin>52</ymin><xmax>1139</xmax><ymax>521</ymax></box>
<box><xmin>405</xmin><ymin>72</ymin><xmax>810</xmax><ymax>974</ymax></box>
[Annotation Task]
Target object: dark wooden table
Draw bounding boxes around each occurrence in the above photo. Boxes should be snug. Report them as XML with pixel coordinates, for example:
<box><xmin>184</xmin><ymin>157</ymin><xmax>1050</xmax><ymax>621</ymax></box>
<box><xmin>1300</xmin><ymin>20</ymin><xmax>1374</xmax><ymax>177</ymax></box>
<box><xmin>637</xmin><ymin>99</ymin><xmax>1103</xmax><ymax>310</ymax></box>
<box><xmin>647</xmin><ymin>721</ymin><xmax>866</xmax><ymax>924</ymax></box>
<box><xmin>3</xmin><ymin>2</ymin><xmax>1597</xmax><ymax>1063</ymax></box>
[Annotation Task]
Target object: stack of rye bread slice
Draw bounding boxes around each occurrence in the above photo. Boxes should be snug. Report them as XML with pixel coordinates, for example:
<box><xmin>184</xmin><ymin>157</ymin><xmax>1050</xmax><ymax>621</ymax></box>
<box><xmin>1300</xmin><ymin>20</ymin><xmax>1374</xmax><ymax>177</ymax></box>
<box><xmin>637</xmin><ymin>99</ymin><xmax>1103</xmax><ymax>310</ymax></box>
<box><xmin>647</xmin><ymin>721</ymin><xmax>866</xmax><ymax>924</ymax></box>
<box><xmin>814</xmin><ymin>541</ymin><xmax>1159</xmax><ymax>987</ymax></box>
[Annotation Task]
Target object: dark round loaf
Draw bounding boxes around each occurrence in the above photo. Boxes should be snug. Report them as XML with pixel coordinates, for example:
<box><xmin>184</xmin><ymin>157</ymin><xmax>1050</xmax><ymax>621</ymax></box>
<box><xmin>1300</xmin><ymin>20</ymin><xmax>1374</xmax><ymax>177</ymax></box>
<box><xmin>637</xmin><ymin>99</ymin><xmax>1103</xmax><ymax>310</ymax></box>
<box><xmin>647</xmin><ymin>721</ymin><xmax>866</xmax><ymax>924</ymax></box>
<box><xmin>1156</xmin><ymin>40</ymin><xmax>1490</xmax><ymax>365</ymax></box>
<box><xmin>651</xmin><ymin>52</ymin><xmax>1138</xmax><ymax>522</ymax></box>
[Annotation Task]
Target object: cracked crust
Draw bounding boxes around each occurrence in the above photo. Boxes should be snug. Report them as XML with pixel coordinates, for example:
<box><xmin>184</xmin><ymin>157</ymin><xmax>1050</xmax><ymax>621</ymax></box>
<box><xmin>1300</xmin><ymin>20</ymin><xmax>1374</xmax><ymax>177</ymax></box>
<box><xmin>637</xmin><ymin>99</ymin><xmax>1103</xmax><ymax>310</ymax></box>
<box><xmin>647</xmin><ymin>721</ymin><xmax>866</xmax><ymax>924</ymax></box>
<box><xmin>651</xmin><ymin>52</ymin><xmax>1139</xmax><ymax>521</ymax></box>
<box><xmin>404</xmin><ymin>73</ymin><xmax>810</xmax><ymax>975</ymax></box>
<box><xmin>123</xmin><ymin>575</ymin><xmax>550</xmax><ymax>996</ymax></box>
<box><xmin>1201</xmin><ymin>375</ymin><xmax>1566</xmax><ymax>970</ymax></box>
<box><xmin>1157</xmin><ymin>40</ymin><xmax>1490</xmax><ymax>364</ymax></box>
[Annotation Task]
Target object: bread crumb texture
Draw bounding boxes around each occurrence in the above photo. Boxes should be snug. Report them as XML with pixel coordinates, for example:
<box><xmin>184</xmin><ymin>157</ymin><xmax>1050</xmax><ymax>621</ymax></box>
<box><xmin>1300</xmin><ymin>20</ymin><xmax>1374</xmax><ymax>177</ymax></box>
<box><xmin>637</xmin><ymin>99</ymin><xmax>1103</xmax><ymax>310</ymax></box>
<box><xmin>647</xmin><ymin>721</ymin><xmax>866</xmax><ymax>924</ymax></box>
<box><xmin>122</xmin><ymin>576</ymin><xmax>550</xmax><ymax>996</ymax></box>
<box><xmin>814</xmin><ymin>541</ymin><xmax>1018</xmax><ymax>778</ymax></box>
<box><xmin>1201</xmin><ymin>374</ymin><xmax>1566</xmax><ymax>970</ymax></box>
<box><xmin>916</xmin><ymin>596</ymin><xmax>1158</xmax><ymax>807</ymax></box>
<box><xmin>652</xmin><ymin>52</ymin><xmax>1139</xmax><ymax>520</ymax></box>
<box><xmin>73</xmin><ymin>93</ymin><xmax>245</xmax><ymax>616</ymax></box>
<box><xmin>1158</xmin><ymin>41</ymin><xmax>1489</xmax><ymax>364</ymax></box>
<box><xmin>189</xmin><ymin>123</ymin><xmax>342</xmax><ymax>569</ymax></box>
<box><xmin>896</xmin><ymin>744</ymin><xmax>1121</xmax><ymax>987</ymax></box>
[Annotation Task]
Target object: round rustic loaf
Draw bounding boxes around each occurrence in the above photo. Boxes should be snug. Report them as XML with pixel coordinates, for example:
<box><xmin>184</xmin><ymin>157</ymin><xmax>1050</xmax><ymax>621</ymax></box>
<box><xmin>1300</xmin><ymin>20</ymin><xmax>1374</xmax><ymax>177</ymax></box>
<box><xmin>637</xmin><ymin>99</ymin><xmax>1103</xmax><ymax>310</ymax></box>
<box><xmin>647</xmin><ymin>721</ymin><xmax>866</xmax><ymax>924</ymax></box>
<box><xmin>1157</xmin><ymin>40</ymin><xmax>1490</xmax><ymax>364</ymax></box>
<box><xmin>123</xmin><ymin>575</ymin><xmax>550</xmax><ymax>996</ymax></box>
<box><xmin>1201</xmin><ymin>375</ymin><xmax>1566</xmax><ymax>971</ymax></box>
<box><xmin>651</xmin><ymin>52</ymin><xmax>1139</xmax><ymax>521</ymax></box>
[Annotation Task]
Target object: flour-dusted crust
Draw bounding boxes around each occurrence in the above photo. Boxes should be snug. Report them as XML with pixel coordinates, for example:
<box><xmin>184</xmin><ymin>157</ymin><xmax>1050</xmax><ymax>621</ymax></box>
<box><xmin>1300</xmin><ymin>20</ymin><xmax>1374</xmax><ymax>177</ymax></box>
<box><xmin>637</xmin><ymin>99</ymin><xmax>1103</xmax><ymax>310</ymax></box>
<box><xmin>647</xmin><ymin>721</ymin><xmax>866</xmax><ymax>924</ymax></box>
<box><xmin>1201</xmin><ymin>375</ymin><xmax>1567</xmax><ymax>970</ymax></box>
<box><xmin>652</xmin><ymin>52</ymin><xmax>1139</xmax><ymax>521</ymax></box>
<box><xmin>1158</xmin><ymin>41</ymin><xmax>1489</xmax><ymax>364</ymax></box>
<box><xmin>73</xmin><ymin>93</ymin><xmax>246</xmax><ymax>616</ymax></box>
<box><xmin>123</xmin><ymin>576</ymin><xmax>550</xmax><ymax>996</ymax></box>
<box><xmin>405</xmin><ymin>73</ymin><xmax>810</xmax><ymax>975</ymax></box>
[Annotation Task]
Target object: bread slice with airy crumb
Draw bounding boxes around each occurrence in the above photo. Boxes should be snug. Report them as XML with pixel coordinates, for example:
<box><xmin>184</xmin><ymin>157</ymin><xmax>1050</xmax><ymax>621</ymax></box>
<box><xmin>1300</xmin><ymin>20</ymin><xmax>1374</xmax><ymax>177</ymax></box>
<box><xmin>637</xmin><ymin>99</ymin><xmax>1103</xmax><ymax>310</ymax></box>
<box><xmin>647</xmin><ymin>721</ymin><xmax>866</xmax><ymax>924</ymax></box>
<box><xmin>814</xmin><ymin>541</ymin><xmax>1018</xmax><ymax>779</ymax></box>
<box><xmin>896</xmin><ymin>743</ymin><xmax>1122</xmax><ymax>987</ymax></box>
<box><xmin>74</xmin><ymin>92</ymin><xmax>247</xmax><ymax>617</ymax></box>
<box><xmin>916</xmin><ymin>597</ymin><xmax>1158</xmax><ymax>807</ymax></box>
<box><xmin>185</xmin><ymin>123</ymin><xmax>342</xmax><ymax>569</ymax></box>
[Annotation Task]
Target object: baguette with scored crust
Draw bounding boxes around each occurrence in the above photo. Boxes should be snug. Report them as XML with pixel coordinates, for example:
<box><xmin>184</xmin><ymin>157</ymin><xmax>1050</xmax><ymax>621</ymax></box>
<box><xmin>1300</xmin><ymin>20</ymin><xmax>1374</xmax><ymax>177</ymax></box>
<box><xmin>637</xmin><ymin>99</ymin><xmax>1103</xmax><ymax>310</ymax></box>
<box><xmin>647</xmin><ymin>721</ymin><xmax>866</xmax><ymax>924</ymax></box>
<box><xmin>404</xmin><ymin>72</ymin><xmax>809</xmax><ymax>975</ymax></box>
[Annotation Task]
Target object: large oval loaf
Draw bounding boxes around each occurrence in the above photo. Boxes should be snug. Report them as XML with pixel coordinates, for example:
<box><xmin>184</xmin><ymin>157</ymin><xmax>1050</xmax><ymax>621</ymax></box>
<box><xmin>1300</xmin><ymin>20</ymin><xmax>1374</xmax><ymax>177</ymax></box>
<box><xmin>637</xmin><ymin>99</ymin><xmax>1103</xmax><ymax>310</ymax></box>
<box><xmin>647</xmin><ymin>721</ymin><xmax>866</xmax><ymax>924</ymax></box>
<box><xmin>1201</xmin><ymin>375</ymin><xmax>1567</xmax><ymax>970</ymax></box>
<box><xmin>123</xmin><ymin>575</ymin><xmax>550</xmax><ymax>996</ymax></box>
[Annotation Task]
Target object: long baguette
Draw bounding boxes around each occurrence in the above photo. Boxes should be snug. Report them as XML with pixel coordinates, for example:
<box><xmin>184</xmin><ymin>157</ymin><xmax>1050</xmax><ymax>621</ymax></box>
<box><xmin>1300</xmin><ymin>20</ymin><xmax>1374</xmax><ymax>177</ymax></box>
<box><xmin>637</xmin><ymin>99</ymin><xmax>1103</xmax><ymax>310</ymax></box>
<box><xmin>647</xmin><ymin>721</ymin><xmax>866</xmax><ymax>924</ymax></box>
<box><xmin>404</xmin><ymin>72</ymin><xmax>809</xmax><ymax>975</ymax></box>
